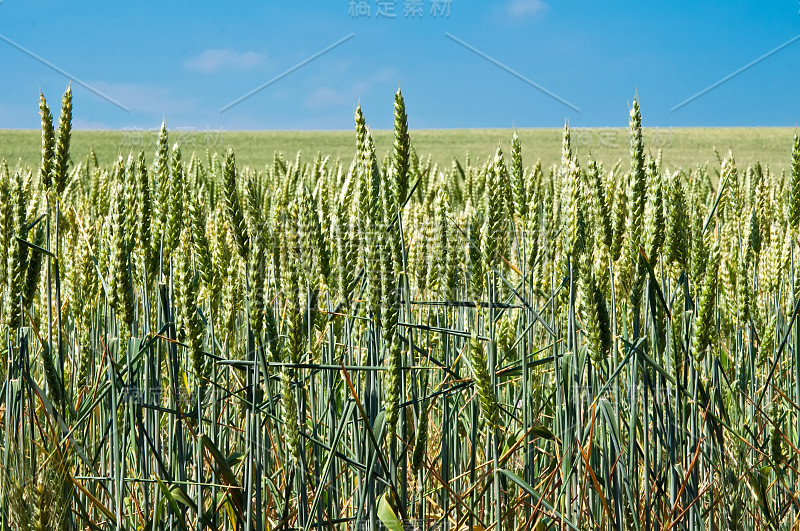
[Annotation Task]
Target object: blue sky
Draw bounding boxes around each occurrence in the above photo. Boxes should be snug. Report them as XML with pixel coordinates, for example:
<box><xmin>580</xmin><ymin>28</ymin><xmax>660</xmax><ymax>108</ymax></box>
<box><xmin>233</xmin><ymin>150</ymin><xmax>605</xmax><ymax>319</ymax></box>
<box><xmin>0</xmin><ymin>1</ymin><xmax>798</xmax><ymax>130</ymax></box>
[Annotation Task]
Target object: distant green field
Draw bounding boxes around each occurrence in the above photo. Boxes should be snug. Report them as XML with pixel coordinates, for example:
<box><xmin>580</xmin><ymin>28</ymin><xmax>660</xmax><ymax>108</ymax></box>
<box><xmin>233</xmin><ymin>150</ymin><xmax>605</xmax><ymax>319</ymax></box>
<box><xmin>0</xmin><ymin>127</ymin><xmax>795</xmax><ymax>174</ymax></box>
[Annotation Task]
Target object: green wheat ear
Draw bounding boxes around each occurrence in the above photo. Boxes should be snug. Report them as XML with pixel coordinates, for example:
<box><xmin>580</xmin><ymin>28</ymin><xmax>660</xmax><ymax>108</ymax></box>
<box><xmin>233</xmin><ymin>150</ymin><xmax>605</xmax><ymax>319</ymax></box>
<box><xmin>411</xmin><ymin>398</ymin><xmax>432</xmax><ymax>473</ymax></box>
<box><xmin>22</xmin><ymin>222</ymin><xmax>45</xmax><ymax>310</ymax></box>
<box><xmin>359</xmin><ymin>127</ymin><xmax>383</xmax><ymax>322</ymax></box>
<box><xmin>248</xmin><ymin>181</ymin><xmax>268</xmax><ymax>335</ymax></box>
<box><xmin>281</xmin><ymin>369</ymin><xmax>301</xmax><ymax>462</ymax></box>
<box><xmin>222</xmin><ymin>148</ymin><xmax>250</xmax><ymax>261</ymax></box>
<box><xmin>355</xmin><ymin>103</ymin><xmax>367</xmax><ymax>165</ymax></box>
<box><xmin>645</xmin><ymin>157</ymin><xmax>665</xmax><ymax>261</ymax></box>
<box><xmin>628</xmin><ymin>98</ymin><xmax>646</xmax><ymax>219</ymax></box>
<box><xmin>665</xmin><ymin>170</ymin><xmax>689</xmax><ymax>276</ymax></box>
<box><xmin>562</xmin><ymin>157</ymin><xmax>585</xmax><ymax>264</ymax></box>
<box><xmin>178</xmin><ymin>228</ymin><xmax>209</xmax><ymax>406</ymax></box>
<box><xmin>153</xmin><ymin>120</ymin><xmax>169</xmax><ymax>253</ymax></box>
<box><xmin>38</xmin><ymin>92</ymin><xmax>55</xmax><ymax>192</ymax></box>
<box><xmin>789</xmin><ymin>133</ymin><xmax>800</xmax><ymax>233</ymax></box>
<box><xmin>483</xmin><ymin>146</ymin><xmax>509</xmax><ymax>276</ymax></box>
<box><xmin>7</xmin><ymin>170</ymin><xmax>31</xmax><ymax>336</ymax></box>
<box><xmin>626</xmin><ymin>97</ymin><xmax>647</xmax><ymax>326</ymax></box>
<box><xmin>166</xmin><ymin>143</ymin><xmax>185</xmax><ymax>255</ymax></box>
<box><xmin>75</xmin><ymin>225</ymin><xmax>96</xmax><ymax>389</ymax></box>
<box><xmin>109</xmin><ymin>159</ymin><xmax>135</xmax><ymax>340</ymax></box>
<box><xmin>770</xmin><ymin>401</ymin><xmax>784</xmax><ymax>466</ymax></box>
<box><xmin>190</xmin><ymin>191</ymin><xmax>213</xmax><ymax>294</ymax></box>
<box><xmin>588</xmin><ymin>158</ymin><xmax>612</xmax><ymax>251</ymax></box>
<box><xmin>610</xmin><ymin>176</ymin><xmax>627</xmax><ymax>262</ymax></box>
<box><xmin>469</xmin><ymin>311</ymin><xmax>498</xmax><ymax>428</ymax></box>
<box><xmin>392</xmin><ymin>88</ymin><xmax>410</xmax><ymax>207</ymax></box>
<box><xmin>583</xmin><ymin>269</ymin><xmax>612</xmax><ymax>364</ymax></box>
<box><xmin>335</xmin><ymin>164</ymin><xmax>357</xmax><ymax>313</ymax></box>
<box><xmin>0</xmin><ymin>164</ymin><xmax>11</xmax><ymax>290</ymax></box>
<box><xmin>53</xmin><ymin>86</ymin><xmax>72</xmax><ymax>197</ymax></box>
<box><xmin>510</xmin><ymin>131</ymin><xmax>527</xmax><ymax>221</ymax></box>
<box><xmin>561</xmin><ymin>120</ymin><xmax>572</xmax><ymax>167</ymax></box>
<box><xmin>136</xmin><ymin>150</ymin><xmax>157</xmax><ymax>281</ymax></box>
<box><xmin>693</xmin><ymin>238</ymin><xmax>719</xmax><ymax>363</ymax></box>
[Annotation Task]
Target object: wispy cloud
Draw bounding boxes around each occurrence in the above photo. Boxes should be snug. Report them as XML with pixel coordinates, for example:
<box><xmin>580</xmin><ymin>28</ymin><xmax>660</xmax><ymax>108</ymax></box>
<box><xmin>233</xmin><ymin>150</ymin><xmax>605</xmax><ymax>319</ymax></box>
<box><xmin>219</xmin><ymin>34</ymin><xmax>354</xmax><ymax>113</ymax></box>
<box><xmin>505</xmin><ymin>0</ymin><xmax>548</xmax><ymax>18</ymax></box>
<box><xmin>184</xmin><ymin>49</ymin><xmax>266</xmax><ymax>73</ymax></box>
<box><xmin>304</xmin><ymin>68</ymin><xmax>397</xmax><ymax>110</ymax></box>
<box><xmin>88</xmin><ymin>81</ymin><xmax>201</xmax><ymax>117</ymax></box>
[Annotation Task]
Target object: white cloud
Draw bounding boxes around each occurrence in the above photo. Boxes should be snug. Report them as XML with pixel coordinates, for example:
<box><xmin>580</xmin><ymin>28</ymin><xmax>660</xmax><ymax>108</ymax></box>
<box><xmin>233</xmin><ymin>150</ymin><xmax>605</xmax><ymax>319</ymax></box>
<box><xmin>506</xmin><ymin>0</ymin><xmax>548</xmax><ymax>18</ymax></box>
<box><xmin>184</xmin><ymin>49</ymin><xmax>266</xmax><ymax>74</ymax></box>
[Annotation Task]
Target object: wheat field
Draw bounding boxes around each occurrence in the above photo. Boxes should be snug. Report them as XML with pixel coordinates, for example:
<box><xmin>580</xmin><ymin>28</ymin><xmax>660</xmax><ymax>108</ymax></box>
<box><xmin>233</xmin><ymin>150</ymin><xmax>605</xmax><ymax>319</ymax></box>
<box><xmin>1</xmin><ymin>86</ymin><xmax>799</xmax><ymax>530</ymax></box>
<box><xmin>0</xmin><ymin>126</ymin><xmax>795</xmax><ymax>177</ymax></box>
